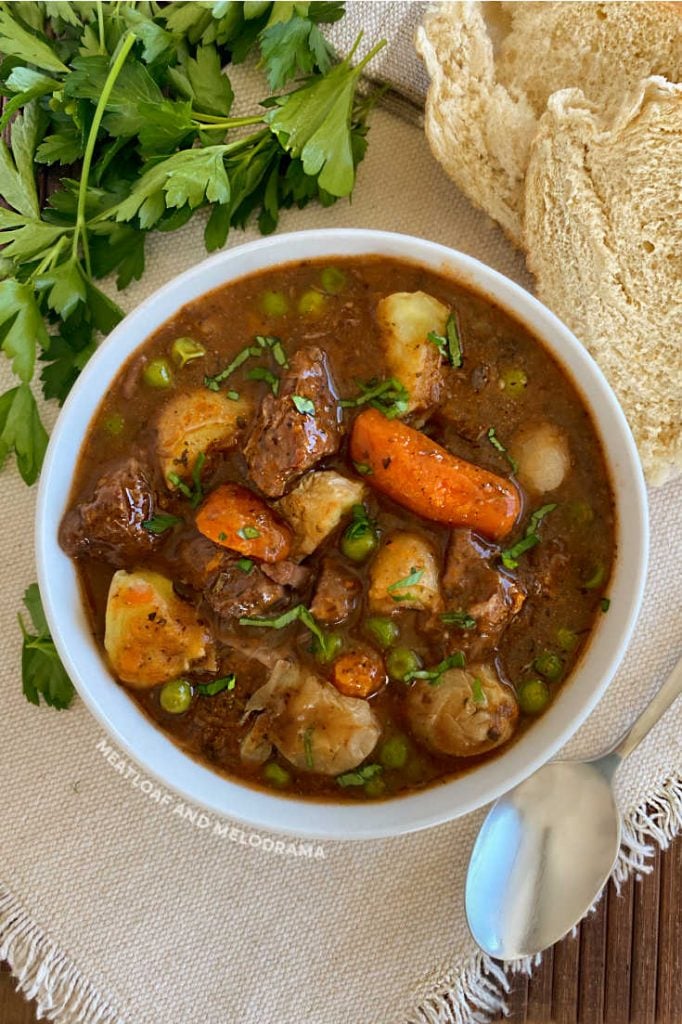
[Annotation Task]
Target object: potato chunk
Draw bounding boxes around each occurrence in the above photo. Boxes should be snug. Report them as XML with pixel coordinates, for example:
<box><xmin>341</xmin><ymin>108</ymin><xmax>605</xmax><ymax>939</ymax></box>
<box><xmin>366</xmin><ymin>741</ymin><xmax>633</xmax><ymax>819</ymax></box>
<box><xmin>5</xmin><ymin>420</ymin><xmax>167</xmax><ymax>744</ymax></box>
<box><xmin>406</xmin><ymin>662</ymin><xmax>518</xmax><ymax>758</ymax></box>
<box><xmin>104</xmin><ymin>570</ymin><xmax>210</xmax><ymax>688</ymax></box>
<box><xmin>377</xmin><ymin>291</ymin><xmax>449</xmax><ymax>414</ymax></box>
<box><xmin>156</xmin><ymin>389</ymin><xmax>251</xmax><ymax>486</ymax></box>
<box><xmin>276</xmin><ymin>471</ymin><xmax>366</xmax><ymax>558</ymax></box>
<box><xmin>241</xmin><ymin>659</ymin><xmax>381</xmax><ymax>774</ymax></box>
<box><xmin>511</xmin><ymin>421</ymin><xmax>571</xmax><ymax>494</ymax></box>
<box><xmin>369</xmin><ymin>530</ymin><xmax>442</xmax><ymax>613</ymax></box>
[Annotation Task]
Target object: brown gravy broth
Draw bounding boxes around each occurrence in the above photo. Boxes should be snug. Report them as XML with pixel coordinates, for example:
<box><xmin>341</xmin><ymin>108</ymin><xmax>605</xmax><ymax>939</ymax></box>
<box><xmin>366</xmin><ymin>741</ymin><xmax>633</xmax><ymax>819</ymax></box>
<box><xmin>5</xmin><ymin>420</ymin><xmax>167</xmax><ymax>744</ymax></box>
<box><xmin>64</xmin><ymin>256</ymin><xmax>616</xmax><ymax>801</ymax></box>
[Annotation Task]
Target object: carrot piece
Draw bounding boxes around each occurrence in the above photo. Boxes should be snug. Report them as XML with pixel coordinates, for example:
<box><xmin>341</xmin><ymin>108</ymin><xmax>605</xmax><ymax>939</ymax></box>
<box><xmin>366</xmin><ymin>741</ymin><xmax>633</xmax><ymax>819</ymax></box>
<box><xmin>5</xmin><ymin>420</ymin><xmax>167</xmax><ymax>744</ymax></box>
<box><xmin>349</xmin><ymin>408</ymin><xmax>521</xmax><ymax>541</ymax></box>
<box><xmin>195</xmin><ymin>483</ymin><xmax>293</xmax><ymax>562</ymax></box>
<box><xmin>331</xmin><ymin>647</ymin><xmax>387</xmax><ymax>699</ymax></box>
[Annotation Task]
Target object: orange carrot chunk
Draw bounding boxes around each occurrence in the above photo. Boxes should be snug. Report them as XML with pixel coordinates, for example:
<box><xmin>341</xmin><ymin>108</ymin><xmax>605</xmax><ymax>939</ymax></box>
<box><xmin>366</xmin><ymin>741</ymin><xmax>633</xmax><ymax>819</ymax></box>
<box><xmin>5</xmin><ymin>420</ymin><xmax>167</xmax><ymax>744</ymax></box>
<box><xmin>195</xmin><ymin>483</ymin><xmax>293</xmax><ymax>562</ymax></box>
<box><xmin>349</xmin><ymin>408</ymin><xmax>521</xmax><ymax>542</ymax></box>
<box><xmin>332</xmin><ymin>647</ymin><xmax>387</xmax><ymax>699</ymax></box>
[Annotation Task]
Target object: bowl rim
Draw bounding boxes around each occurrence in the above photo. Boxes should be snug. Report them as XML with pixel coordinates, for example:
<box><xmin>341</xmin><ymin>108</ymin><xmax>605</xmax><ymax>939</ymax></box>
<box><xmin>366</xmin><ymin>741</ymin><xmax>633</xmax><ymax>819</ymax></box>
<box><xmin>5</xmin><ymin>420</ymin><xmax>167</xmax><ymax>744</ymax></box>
<box><xmin>36</xmin><ymin>228</ymin><xmax>649</xmax><ymax>841</ymax></box>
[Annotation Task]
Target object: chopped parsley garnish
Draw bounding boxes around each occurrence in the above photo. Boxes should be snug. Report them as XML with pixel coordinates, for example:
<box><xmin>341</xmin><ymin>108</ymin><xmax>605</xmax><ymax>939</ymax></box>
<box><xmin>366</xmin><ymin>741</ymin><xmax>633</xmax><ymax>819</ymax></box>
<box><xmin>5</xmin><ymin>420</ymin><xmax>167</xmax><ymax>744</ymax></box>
<box><xmin>19</xmin><ymin>583</ymin><xmax>74</xmax><ymax>710</ymax></box>
<box><xmin>404</xmin><ymin>651</ymin><xmax>466</xmax><ymax>685</ymax></box>
<box><xmin>427</xmin><ymin>311</ymin><xmax>463</xmax><ymax>368</ymax></box>
<box><xmin>340</xmin><ymin>377</ymin><xmax>410</xmax><ymax>419</ymax></box>
<box><xmin>218</xmin><ymin>531</ymin><xmax>227</xmax><ymax>541</ymax></box>
<box><xmin>239</xmin><ymin>604</ymin><xmax>336</xmax><ymax>661</ymax></box>
<box><xmin>500</xmin><ymin>504</ymin><xmax>557</xmax><ymax>570</ymax></box>
<box><xmin>600</xmin><ymin>597</ymin><xmax>611</xmax><ymax>613</ymax></box>
<box><xmin>388</xmin><ymin>566</ymin><xmax>424</xmax><ymax>592</ymax></box>
<box><xmin>142</xmin><ymin>513</ymin><xmax>182</xmax><ymax>535</ymax></box>
<box><xmin>353</xmin><ymin>462</ymin><xmax>373</xmax><ymax>476</ymax></box>
<box><xmin>204</xmin><ymin>336</ymin><xmax>288</xmax><ymax>392</ymax></box>
<box><xmin>196</xmin><ymin>674</ymin><xmax>236</xmax><ymax>697</ymax></box>
<box><xmin>168</xmin><ymin>451</ymin><xmax>206</xmax><ymax>509</ymax></box>
<box><xmin>291</xmin><ymin>394</ymin><xmax>315</xmax><ymax>415</ymax></box>
<box><xmin>303</xmin><ymin>726</ymin><xmax>315</xmax><ymax>769</ymax></box>
<box><xmin>247</xmin><ymin>366</ymin><xmax>279</xmax><ymax>394</ymax></box>
<box><xmin>236</xmin><ymin>558</ymin><xmax>254</xmax><ymax>574</ymax></box>
<box><xmin>236</xmin><ymin>525</ymin><xmax>261</xmax><ymax>540</ymax></box>
<box><xmin>487</xmin><ymin>427</ymin><xmax>518</xmax><ymax>473</ymax></box>
<box><xmin>470</xmin><ymin>677</ymin><xmax>487</xmax><ymax>705</ymax></box>
<box><xmin>440</xmin><ymin>610</ymin><xmax>477</xmax><ymax>629</ymax></box>
<box><xmin>336</xmin><ymin>764</ymin><xmax>383</xmax><ymax>788</ymax></box>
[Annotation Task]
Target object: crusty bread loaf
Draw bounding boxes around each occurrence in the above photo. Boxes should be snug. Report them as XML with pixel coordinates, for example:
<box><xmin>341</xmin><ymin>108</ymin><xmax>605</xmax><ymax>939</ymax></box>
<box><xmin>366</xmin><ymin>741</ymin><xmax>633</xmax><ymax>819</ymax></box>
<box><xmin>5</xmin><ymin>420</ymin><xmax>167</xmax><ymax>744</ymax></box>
<box><xmin>416</xmin><ymin>2</ymin><xmax>682</xmax><ymax>485</ymax></box>
<box><xmin>415</xmin><ymin>2</ymin><xmax>536</xmax><ymax>246</ymax></box>
<box><xmin>524</xmin><ymin>78</ymin><xmax>682</xmax><ymax>486</ymax></box>
<box><xmin>416</xmin><ymin>1</ymin><xmax>682</xmax><ymax>244</ymax></box>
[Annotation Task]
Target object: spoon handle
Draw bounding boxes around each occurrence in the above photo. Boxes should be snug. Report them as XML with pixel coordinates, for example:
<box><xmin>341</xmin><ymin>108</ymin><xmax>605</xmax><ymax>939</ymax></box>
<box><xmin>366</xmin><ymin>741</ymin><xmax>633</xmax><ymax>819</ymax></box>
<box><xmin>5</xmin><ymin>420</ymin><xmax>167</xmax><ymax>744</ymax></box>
<box><xmin>611</xmin><ymin>652</ymin><xmax>682</xmax><ymax>763</ymax></box>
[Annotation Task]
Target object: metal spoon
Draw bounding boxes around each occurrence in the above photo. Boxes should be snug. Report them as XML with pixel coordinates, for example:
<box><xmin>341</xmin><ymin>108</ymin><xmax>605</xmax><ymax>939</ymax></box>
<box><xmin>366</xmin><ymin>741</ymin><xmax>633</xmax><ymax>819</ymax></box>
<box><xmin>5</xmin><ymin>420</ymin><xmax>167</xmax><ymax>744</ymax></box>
<box><xmin>465</xmin><ymin>653</ymin><xmax>682</xmax><ymax>960</ymax></box>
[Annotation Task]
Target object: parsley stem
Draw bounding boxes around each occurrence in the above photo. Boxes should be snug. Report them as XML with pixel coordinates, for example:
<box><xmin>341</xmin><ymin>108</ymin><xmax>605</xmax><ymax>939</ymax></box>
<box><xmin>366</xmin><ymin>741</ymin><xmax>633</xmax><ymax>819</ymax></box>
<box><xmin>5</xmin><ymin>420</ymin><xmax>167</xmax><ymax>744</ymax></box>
<box><xmin>193</xmin><ymin>114</ymin><xmax>267</xmax><ymax>129</ymax></box>
<box><xmin>97</xmin><ymin>0</ymin><xmax>105</xmax><ymax>54</ymax></box>
<box><xmin>71</xmin><ymin>30</ymin><xmax>136</xmax><ymax>275</ymax></box>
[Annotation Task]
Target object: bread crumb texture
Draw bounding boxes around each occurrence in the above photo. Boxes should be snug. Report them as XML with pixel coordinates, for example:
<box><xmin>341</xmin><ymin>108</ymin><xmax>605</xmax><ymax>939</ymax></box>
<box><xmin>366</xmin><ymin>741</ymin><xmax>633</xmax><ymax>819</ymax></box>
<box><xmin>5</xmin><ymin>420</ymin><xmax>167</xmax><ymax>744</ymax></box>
<box><xmin>416</xmin><ymin>2</ymin><xmax>682</xmax><ymax>485</ymax></box>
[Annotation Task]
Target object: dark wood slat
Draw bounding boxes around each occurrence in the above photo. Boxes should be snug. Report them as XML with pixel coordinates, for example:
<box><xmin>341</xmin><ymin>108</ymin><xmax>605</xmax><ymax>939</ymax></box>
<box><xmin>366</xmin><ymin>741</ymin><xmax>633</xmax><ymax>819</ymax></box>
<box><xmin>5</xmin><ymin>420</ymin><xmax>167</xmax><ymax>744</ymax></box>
<box><xmin>0</xmin><ymin>963</ymin><xmax>35</xmax><ymax>1024</ymax></box>
<box><xmin>577</xmin><ymin>888</ymin><xmax>609</xmax><ymax>1024</ymax></box>
<box><xmin>629</xmin><ymin>847</ymin><xmax>661</xmax><ymax>1024</ymax></box>
<box><xmin>657</xmin><ymin>838</ymin><xmax>682</xmax><ymax>1024</ymax></box>
<box><xmin>527</xmin><ymin>946</ymin><xmax>555</xmax><ymax>1023</ymax></box>
<box><xmin>604</xmin><ymin>871</ymin><xmax>635</xmax><ymax>1024</ymax></box>
<box><xmin>551</xmin><ymin>927</ymin><xmax>581</xmax><ymax>1024</ymax></box>
<box><xmin>504</xmin><ymin>968</ymin><xmax>529</xmax><ymax>1022</ymax></box>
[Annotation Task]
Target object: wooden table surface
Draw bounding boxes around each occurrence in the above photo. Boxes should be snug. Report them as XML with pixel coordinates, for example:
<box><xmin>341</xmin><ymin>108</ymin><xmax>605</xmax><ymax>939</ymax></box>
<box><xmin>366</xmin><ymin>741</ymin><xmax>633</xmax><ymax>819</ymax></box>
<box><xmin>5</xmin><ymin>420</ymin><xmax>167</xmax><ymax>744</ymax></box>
<box><xmin>1</xmin><ymin>836</ymin><xmax>680</xmax><ymax>1023</ymax></box>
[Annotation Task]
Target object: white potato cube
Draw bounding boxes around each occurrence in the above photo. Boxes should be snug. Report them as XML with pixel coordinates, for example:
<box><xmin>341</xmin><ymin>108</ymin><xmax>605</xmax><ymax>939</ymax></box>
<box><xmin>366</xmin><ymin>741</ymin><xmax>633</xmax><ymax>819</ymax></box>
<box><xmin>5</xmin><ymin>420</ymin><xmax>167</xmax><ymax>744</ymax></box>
<box><xmin>105</xmin><ymin>570</ymin><xmax>210</xmax><ymax>688</ymax></box>
<box><xmin>377</xmin><ymin>291</ymin><xmax>449</xmax><ymax>413</ymax></box>
<box><xmin>276</xmin><ymin>471</ymin><xmax>366</xmax><ymax>558</ymax></box>
<box><xmin>369</xmin><ymin>530</ymin><xmax>442</xmax><ymax>613</ymax></box>
<box><xmin>156</xmin><ymin>389</ymin><xmax>251</xmax><ymax>486</ymax></box>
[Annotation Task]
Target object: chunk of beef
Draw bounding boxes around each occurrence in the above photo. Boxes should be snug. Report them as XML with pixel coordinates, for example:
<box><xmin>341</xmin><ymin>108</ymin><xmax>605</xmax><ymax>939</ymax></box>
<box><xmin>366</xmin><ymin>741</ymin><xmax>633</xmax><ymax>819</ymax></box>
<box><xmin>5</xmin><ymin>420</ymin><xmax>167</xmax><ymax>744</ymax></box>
<box><xmin>261</xmin><ymin>560</ymin><xmax>311</xmax><ymax>590</ymax></box>
<box><xmin>59</xmin><ymin>458</ymin><xmax>160</xmax><ymax>565</ymax></box>
<box><xmin>172</xmin><ymin>535</ymin><xmax>285</xmax><ymax>619</ymax></box>
<box><xmin>442</xmin><ymin>530</ymin><xmax>525</xmax><ymax>658</ymax></box>
<box><xmin>243</xmin><ymin>346</ymin><xmax>342</xmax><ymax>498</ymax></box>
<box><xmin>310</xmin><ymin>558</ymin><xmax>361</xmax><ymax>624</ymax></box>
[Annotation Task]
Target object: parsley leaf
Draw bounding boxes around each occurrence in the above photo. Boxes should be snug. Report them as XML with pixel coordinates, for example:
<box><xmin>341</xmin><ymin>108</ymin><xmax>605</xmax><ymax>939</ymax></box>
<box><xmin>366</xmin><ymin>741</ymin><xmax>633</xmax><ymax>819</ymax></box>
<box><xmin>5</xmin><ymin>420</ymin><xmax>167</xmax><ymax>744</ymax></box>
<box><xmin>267</xmin><ymin>36</ymin><xmax>386</xmax><ymax>197</ymax></box>
<box><xmin>236</xmin><ymin>526</ymin><xmax>261</xmax><ymax>540</ymax></box>
<box><xmin>168</xmin><ymin>451</ymin><xmax>206</xmax><ymax>508</ymax></box>
<box><xmin>427</xmin><ymin>311</ymin><xmax>463</xmax><ymax>368</ymax></box>
<box><xmin>167</xmin><ymin>44</ymin><xmax>234</xmax><ymax>117</ymax></box>
<box><xmin>440</xmin><ymin>610</ymin><xmax>477</xmax><ymax>629</ymax></box>
<box><xmin>115</xmin><ymin>145</ymin><xmax>231</xmax><ymax>225</ymax></box>
<box><xmin>196</xmin><ymin>673</ymin><xmax>236</xmax><ymax>697</ymax></box>
<box><xmin>19</xmin><ymin>583</ymin><xmax>75</xmax><ymax>709</ymax></box>
<box><xmin>404</xmin><ymin>652</ymin><xmax>466</xmax><ymax>685</ymax></box>
<box><xmin>142</xmin><ymin>513</ymin><xmax>183</xmax><ymax>535</ymax></box>
<box><xmin>246</xmin><ymin>366</ymin><xmax>279</xmax><ymax>394</ymax></box>
<box><xmin>500</xmin><ymin>504</ymin><xmax>558</xmax><ymax>570</ymax></box>
<box><xmin>0</xmin><ymin>9</ymin><xmax>68</xmax><ymax>73</ymax></box>
<box><xmin>0</xmin><ymin>384</ymin><xmax>48</xmax><ymax>485</ymax></box>
<box><xmin>487</xmin><ymin>427</ymin><xmax>518</xmax><ymax>473</ymax></box>
<box><xmin>0</xmin><ymin>278</ymin><xmax>49</xmax><ymax>382</ymax></box>
<box><xmin>259</xmin><ymin>13</ymin><xmax>337</xmax><ymax>91</ymax></box>
<box><xmin>291</xmin><ymin>394</ymin><xmax>315</xmax><ymax>415</ymax></box>
<box><xmin>340</xmin><ymin>377</ymin><xmax>409</xmax><ymax>419</ymax></box>
<box><xmin>388</xmin><ymin>566</ymin><xmax>424</xmax><ymax>592</ymax></box>
<box><xmin>303</xmin><ymin>724</ymin><xmax>315</xmax><ymax>769</ymax></box>
<box><xmin>240</xmin><ymin>603</ymin><xmax>336</xmax><ymax>661</ymax></box>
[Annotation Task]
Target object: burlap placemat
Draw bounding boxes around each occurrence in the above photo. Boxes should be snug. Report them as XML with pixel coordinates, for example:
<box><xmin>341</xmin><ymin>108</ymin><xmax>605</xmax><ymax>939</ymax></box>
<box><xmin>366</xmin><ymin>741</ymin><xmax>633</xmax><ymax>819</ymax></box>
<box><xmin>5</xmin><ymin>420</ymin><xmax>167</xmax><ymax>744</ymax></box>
<box><xmin>1</xmin><ymin>8</ymin><xmax>681</xmax><ymax>1024</ymax></box>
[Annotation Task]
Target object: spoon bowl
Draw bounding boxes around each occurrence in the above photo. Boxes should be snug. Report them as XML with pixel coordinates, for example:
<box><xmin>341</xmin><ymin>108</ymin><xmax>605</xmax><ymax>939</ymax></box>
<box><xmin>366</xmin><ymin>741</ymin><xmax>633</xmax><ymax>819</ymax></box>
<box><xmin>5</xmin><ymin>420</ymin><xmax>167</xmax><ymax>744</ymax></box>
<box><xmin>465</xmin><ymin>758</ymin><xmax>620</xmax><ymax>959</ymax></box>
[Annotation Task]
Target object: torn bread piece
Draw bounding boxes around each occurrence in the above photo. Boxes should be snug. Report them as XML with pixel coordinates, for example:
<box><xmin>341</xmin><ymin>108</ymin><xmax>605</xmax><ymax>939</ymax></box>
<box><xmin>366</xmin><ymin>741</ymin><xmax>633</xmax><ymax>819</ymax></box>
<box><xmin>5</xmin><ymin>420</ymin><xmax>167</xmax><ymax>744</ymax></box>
<box><xmin>524</xmin><ymin>77</ymin><xmax>682</xmax><ymax>486</ymax></box>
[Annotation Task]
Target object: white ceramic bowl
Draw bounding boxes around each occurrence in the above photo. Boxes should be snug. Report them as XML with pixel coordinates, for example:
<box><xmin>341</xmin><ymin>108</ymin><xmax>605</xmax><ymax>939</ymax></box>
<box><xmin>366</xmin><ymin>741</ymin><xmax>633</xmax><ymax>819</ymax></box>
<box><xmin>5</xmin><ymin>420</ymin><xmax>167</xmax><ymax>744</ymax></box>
<box><xmin>36</xmin><ymin>229</ymin><xmax>648</xmax><ymax>841</ymax></box>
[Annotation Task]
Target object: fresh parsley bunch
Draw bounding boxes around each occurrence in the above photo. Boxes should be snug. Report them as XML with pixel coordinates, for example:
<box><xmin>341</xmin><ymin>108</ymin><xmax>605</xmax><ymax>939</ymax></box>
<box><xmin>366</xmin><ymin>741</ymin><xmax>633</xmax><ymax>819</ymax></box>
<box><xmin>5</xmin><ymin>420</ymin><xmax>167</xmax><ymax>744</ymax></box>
<box><xmin>0</xmin><ymin>1</ymin><xmax>384</xmax><ymax>488</ymax></box>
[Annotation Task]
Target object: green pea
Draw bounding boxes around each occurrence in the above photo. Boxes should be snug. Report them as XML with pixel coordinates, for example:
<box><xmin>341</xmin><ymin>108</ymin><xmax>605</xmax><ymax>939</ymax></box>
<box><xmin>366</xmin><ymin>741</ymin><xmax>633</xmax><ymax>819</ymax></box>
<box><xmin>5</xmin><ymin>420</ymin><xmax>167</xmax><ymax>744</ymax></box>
<box><xmin>364</xmin><ymin>776</ymin><xmax>386</xmax><ymax>798</ymax></box>
<box><xmin>533</xmin><ymin>652</ymin><xmax>563</xmax><ymax>681</ymax></box>
<box><xmin>171</xmin><ymin>336</ymin><xmax>206</xmax><ymax>368</ymax></box>
<box><xmin>159</xmin><ymin>679</ymin><xmax>192</xmax><ymax>714</ymax></box>
<box><xmin>263</xmin><ymin>762</ymin><xmax>291</xmax><ymax>789</ymax></box>
<box><xmin>386</xmin><ymin>646</ymin><xmax>422</xmax><ymax>682</ymax></box>
<box><xmin>584</xmin><ymin>563</ymin><xmax>606</xmax><ymax>589</ymax></box>
<box><xmin>365</xmin><ymin>616</ymin><xmax>400</xmax><ymax>649</ymax></box>
<box><xmin>312</xmin><ymin>632</ymin><xmax>343</xmax><ymax>665</ymax></box>
<box><xmin>143</xmin><ymin>358</ymin><xmax>174</xmax><ymax>389</ymax></box>
<box><xmin>518</xmin><ymin>678</ymin><xmax>550</xmax><ymax>715</ymax></box>
<box><xmin>320</xmin><ymin>266</ymin><xmax>346</xmax><ymax>294</ymax></box>
<box><xmin>500</xmin><ymin>366</ymin><xmax>528</xmax><ymax>395</ymax></box>
<box><xmin>566</xmin><ymin>501</ymin><xmax>594</xmax><ymax>526</ymax></box>
<box><xmin>297</xmin><ymin>289</ymin><xmax>326</xmax><ymax>316</ymax></box>
<box><xmin>261</xmin><ymin>290</ymin><xmax>289</xmax><ymax>316</ymax></box>
<box><xmin>557</xmin><ymin>628</ymin><xmax>579</xmax><ymax>652</ymax></box>
<box><xmin>340</xmin><ymin>523</ymin><xmax>378</xmax><ymax>563</ymax></box>
<box><xmin>104</xmin><ymin>413</ymin><xmax>125</xmax><ymax>436</ymax></box>
<box><xmin>379</xmin><ymin>735</ymin><xmax>409</xmax><ymax>769</ymax></box>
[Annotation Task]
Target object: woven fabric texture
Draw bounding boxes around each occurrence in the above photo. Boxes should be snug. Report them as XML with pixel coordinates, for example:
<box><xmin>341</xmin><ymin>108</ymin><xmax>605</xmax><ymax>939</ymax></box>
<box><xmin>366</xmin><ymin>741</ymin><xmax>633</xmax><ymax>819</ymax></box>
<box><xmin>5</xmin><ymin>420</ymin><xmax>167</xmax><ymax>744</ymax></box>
<box><xmin>1</xmin><ymin>7</ymin><xmax>680</xmax><ymax>1024</ymax></box>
